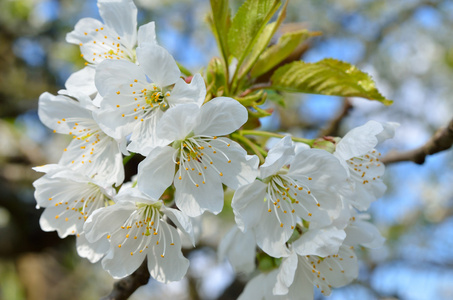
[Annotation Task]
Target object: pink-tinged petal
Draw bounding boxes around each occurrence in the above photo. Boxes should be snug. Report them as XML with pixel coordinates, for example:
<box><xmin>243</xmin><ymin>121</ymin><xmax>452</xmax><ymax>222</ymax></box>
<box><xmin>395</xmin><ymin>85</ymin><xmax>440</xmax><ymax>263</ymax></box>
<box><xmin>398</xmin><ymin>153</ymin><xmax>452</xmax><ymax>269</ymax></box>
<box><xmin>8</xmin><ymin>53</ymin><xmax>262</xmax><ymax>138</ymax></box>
<box><xmin>166</xmin><ymin>73</ymin><xmax>206</xmax><ymax>107</ymax></box>
<box><xmin>334</xmin><ymin>120</ymin><xmax>384</xmax><ymax>161</ymax></box>
<box><xmin>76</xmin><ymin>233</ymin><xmax>109</xmax><ymax>263</ymax></box>
<box><xmin>274</xmin><ymin>251</ymin><xmax>298</xmax><ymax>295</ymax></box>
<box><xmin>292</xmin><ymin>226</ymin><xmax>346</xmax><ymax>257</ymax></box>
<box><xmin>218</xmin><ymin>226</ymin><xmax>256</xmax><ymax>275</ymax></box>
<box><xmin>65</xmin><ymin>66</ymin><xmax>96</xmax><ymax>97</ymax></box>
<box><xmin>98</xmin><ymin>0</ymin><xmax>137</xmax><ymax>49</ymax></box>
<box><xmin>207</xmin><ymin>138</ymin><xmax>258</xmax><ymax>190</ymax></box>
<box><xmin>137</xmin><ymin>146</ymin><xmax>176</xmax><ymax>199</ymax></box>
<box><xmin>260</xmin><ymin>136</ymin><xmax>295</xmax><ymax>179</ymax></box>
<box><xmin>147</xmin><ymin>225</ymin><xmax>189</xmax><ymax>283</ymax></box>
<box><xmin>174</xmin><ymin>163</ymin><xmax>224</xmax><ymax>217</ymax></box>
<box><xmin>231</xmin><ymin>180</ymin><xmax>267</xmax><ymax>231</ymax></box>
<box><xmin>194</xmin><ymin>97</ymin><xmax>248</xmax><ymax>137</ymax></box>
<box><xmin>136</xmin><ymin>44</ymin><xmax>180</xmax><ymax>87</ymax></box>
<box><xmin>156</xmin><ymin>104</ymin><xmax>199</xmax><ymax>141</ymax></box>
<box><xmin>137</xmin><ymin>21</ymin><xmax>157</xmax><ymax>47</ymax></box>
<box><xmin>38</xmin><ymin>93</ymin><xmax>92</xmax><ymax>133</ymax></box>
<box><xmin>95</xmin><ymin>59</ymin><xmax>146</xmax><ymax>96</ymax></box>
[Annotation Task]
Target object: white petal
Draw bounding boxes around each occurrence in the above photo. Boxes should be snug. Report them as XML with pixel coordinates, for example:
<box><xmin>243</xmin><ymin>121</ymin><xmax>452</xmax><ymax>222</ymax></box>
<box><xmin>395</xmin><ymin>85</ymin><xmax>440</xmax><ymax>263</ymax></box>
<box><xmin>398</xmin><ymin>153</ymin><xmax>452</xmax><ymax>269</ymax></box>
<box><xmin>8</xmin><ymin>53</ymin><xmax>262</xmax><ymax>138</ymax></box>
<box><xmin>137</xmin><ymin>21</ymin><xmax>157</xmax><ymax>47</ymax></box>
<box><xmin>174</xmin><ymin>163</ymin><xmax>224</xmax><ymax>217</ymax></box>
<box><xmin>238</xmin><ymin>270</ymin><xmax>281</xmax><ymax>300</ymax></box>
<box><xmin>59</xmin><ymin>133</ymin><xmax>124</xmax><ymax>186</ymax></box>
<box><xmin>76</xmin><ymin>233</ymin><xmax>110</xmax><ymax>263</ymax></box>
<box><xmin>39</xmin><ymin>207</ymin><xmax>78</xmax><ymax>238</ymax></box>
<box><xmin>315</xmin><ymin>245</ymin><xmax>358</xmax><ymax>289</ymax></box>
<box><xmin>137</xmin><ymin>146</ymin><xmax>176</xmax><ymax>199</ymax></box>
<box><xmin>84</xmin><ymin>202</ymin><xmax>136</xmax><ymax>243</ymax></box>
<box><xmin>66</xmin><ymin>17</ymin><xmax>104</xmax><ymax>45</ymax></box>
<box><xmin>344</xmin><ymin>219</ymin><xmax>385</xmax><ymax>249</ymax></box>
<box><xmin>376</xmin><ymin>122</ymin><xmax>399</xmax><ymax>143</ymax></box>
<box><xmin>166</xmin><ymin>73</ymin><xmax>206</xmax><ymax>107</ymax></box>
<box><xmin>289</xmin><ymin>149</ymin><xmax>348</xmax><ymax>224</ymax></box>
<box><xmin>38</xmin><ymin>92</ymin><xmax>92</xmax><ymax>133</ymax></box>
<box><xmin>95</xmin><ymin>59</ymin><xmax>146</xmax><ymax>96</ymax></box>
<box><xmin>136</xmin><ymin>44</ymin><xmax>180</xmax><ymax>87</ymax></box>
<box><xmin>287</xmin><ymin>260</ymin><xmax>314</xmax><ymax>299</ymax></box>
<box><xmin>231</xmin><ymin>180</ymin><xmax>267</xmax><ymax>231</ymax></box>
<box><xmin>207</xmin><ymin>138</ymin><xmax>258</xmax><ymax>190</ymax></box>
<box><xmin>194</xmin><ymin>97</ymin><xmax>248</xmax><ymax>137</ymax></box>
<box><xmin>260</xmin><ymin>136</ymin><xmax>294</xmax><ymax>179</ymax></box>
<box><xmin>66</xmin><ymin>17</ymin><xmax>134</xmax><ymax>65</ymax></box>
<box><xmin>292</xmin><ymin>226</ymin><xmax>346</xmax><ymax>257</ymax></box>
<box><xmin>98</xmin><ymin>0</ymin><xmax>137</xmax><ymax>49</ymax></box>
<box><xmin>274</xmin><ymin>251</ymin><xmax>298</xmax><ymax>295</ymax></box>
<box><xmin>147</xmin><ymin>225</ymin><xmax>189</xmax><ymax>283</ymax></box>
<box><xmin>218</xmin><ymin>226</ymin><xmax>256</xmax><ymax>275</ymax></box>
<box><xmin>65</xmin><ymin>66</ymin><xmax>96</xmax><ymax>97</ymax></box>
<box><xmin>254</xmin><ymin>204</ymin><xmax>293</xmax><ymax>258</ymax></box>
<box><xmin>128</xmin><ymin>109</ymin><xmax>170</xmax><ymax>155</ymax></box>
<box><xmin>156</xmin><ymin>104</ymin><xmax>199</xmax><ymax>141</ymax></box>
<box><xmin>161</xmin><ymin>206</ymin><xmax>194</xmax><ymax>246</ymax></box>
<box><xmin>334</xmin><ymin>120</ymin><xmax>384</xmax><ymax>161</ymax></box>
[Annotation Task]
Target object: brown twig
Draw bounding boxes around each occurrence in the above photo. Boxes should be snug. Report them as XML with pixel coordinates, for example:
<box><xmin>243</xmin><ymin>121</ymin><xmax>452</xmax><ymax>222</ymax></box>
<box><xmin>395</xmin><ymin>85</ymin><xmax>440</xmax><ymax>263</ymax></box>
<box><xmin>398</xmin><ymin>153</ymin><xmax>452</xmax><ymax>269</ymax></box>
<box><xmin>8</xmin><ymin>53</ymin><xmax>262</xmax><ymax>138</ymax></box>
<box><xmin>320</xmin><ymin>98</ymin><xmax>353</xmax><ymax>137</ymax></box>
<box><xmin>101</xmin><ymin>260</ymin><xmax>150</xmax><ymax>300</ymax></box>
<box><xmin>381</xmin><ymin>118</ymin><xmax>453</xmax><ymax>165</ymax></box>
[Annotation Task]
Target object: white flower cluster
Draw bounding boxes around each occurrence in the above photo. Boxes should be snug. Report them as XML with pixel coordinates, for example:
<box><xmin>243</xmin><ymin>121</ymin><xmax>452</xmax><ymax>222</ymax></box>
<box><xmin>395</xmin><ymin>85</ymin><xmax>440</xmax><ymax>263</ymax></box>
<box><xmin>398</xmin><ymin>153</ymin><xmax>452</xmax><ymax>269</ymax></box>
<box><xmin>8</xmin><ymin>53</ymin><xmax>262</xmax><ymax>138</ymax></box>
<box><xmin>33</xmin><ymin>0</ymin><xmax>398</xmax><ymax>298</ymax></box>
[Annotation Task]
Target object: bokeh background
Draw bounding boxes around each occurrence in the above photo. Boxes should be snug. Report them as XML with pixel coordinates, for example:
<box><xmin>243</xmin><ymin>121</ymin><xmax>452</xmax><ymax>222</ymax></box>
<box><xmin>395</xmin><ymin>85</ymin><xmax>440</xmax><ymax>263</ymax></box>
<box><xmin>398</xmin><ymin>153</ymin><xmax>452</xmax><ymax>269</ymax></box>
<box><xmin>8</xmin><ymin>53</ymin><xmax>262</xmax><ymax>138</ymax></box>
<box><xmin>0</xmin><ymin>0</ymin><xmax>452</xmax><ymax>299</ymax></box>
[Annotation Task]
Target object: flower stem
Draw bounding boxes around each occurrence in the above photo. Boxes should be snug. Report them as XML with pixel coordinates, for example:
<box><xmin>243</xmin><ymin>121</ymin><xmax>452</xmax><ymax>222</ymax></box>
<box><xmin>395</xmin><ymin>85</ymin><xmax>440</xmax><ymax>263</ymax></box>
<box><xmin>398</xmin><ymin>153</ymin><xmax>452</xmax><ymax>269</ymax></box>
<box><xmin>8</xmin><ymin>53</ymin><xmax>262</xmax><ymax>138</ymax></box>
<box><xmin>231</xmin><ymin>133</ymin><xmax>266</xmax><ymax>163</ymax></box>
<box><xmin>123</xmin><ymin>153</ymin><xmax>135</xmax><ymax>165</ymax></box>
<box><xmin>176</xmin><ymin>62</ymin><xmax>192</xmax><ymax>77</ymax></box>
<box><xmin>239</xmin><ymin>130</ymin><xmax>315</xmax><ymax>147</ymax></box>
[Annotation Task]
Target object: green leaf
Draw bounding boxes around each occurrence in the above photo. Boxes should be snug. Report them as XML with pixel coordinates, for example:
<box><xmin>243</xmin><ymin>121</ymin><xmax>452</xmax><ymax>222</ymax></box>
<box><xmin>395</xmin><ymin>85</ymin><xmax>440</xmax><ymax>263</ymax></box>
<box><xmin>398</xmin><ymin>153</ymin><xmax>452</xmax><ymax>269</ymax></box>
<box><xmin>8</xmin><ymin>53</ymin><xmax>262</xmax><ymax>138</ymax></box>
<box><xmin>251</xmin><ymin>30</ymin><xmax>317</xmax><ymax>78</ymax></box>
<box><xmin>227</xmin><ymin>0</ymin><xmax>281</xmax><ymax>90</ymax></box>
<box><xmin>270</xmin><ymin>59</ymin><xmax>393</xmax><ymax>105</ymax></box>
<box><xmin>208</xmin><ymin>0</ymin><xmax>231</xmax><ymax>64</ymax></box>
<box><xmin>228</xmin><ymin>0</ymin><xmax>280</xmax><ymax>59</ymax></box>
<box><xmin>237</xmin><ymin>0</ymin><xmax>288</xmax><ymax>81</ymax></box>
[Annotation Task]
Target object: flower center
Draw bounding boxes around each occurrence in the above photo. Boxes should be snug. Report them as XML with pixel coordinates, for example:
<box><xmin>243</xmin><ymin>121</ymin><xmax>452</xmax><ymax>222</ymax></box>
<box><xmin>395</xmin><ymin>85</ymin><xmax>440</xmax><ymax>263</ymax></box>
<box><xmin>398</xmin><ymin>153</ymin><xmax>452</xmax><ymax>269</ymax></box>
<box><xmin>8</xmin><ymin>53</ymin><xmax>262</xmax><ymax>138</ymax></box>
<box><xmin>173</xmin><ymin>136</ymin><xmax>232</xmax><ymax>187</ymax></box>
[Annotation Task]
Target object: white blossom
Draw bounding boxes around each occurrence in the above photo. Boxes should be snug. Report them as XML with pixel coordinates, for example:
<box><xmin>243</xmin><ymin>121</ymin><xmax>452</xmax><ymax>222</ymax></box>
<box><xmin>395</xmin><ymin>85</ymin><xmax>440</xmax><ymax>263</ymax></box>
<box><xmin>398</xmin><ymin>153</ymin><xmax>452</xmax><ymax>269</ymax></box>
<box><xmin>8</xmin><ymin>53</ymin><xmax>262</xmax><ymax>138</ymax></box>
<box><xmin>232</xmin><ymin>136</ymin><xmax>349</xmax><ymax>257</ymax></box>
<box><xmin>84</xmin><ymin>187</ymin><xmax>192</xmax><ymax>281</ymax></box>
<box><xmin>94</xmin><ymin>43</ymin><xmax>206</xmax><ymax>154</ymax></box>
<box><xmin>239</xmin><ymin>245</ymin><xmax>359</xmax><ymax>300</ymax></box>
<box><xmin>38</xmin><ymin>91</ymin><xmax>124</xmax><ymax>186</ymax></box>
<box><xmin>137</xmin><ymin>97</ymin><xmax>258</xmax><ymax>217</ymax></box>
<box><xmin>33</xmin><ymin>164</ymin><xmax>114</xmax><ymax>262</ymax></box>
<box><xmin>334</xmin><ymin>120</ymin><xmax>398</xmax><ymax>210</ymax></box>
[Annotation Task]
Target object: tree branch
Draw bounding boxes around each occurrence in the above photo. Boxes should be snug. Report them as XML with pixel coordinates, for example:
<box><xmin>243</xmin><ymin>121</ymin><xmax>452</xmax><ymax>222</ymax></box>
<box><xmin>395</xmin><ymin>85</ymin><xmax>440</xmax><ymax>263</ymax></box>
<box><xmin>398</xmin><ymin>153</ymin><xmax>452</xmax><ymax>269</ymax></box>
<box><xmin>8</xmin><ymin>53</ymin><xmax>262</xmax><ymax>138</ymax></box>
<box><xmin>101</xmin><ymin>260</ymin><xmax>150</xmax><ymax>300</ymax></box>
<box><xmin>320</xmin><ymin>98</ymin><xmax>353</xmax><ymax>137</ymax></box>
<box><xmin>381</xmin><ymin>118</ymin><xmax>453</xmax><ymax>165</ymax></box>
